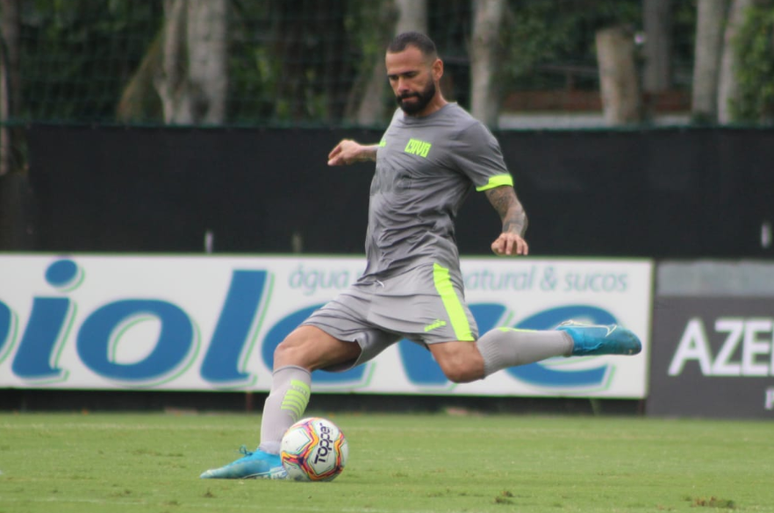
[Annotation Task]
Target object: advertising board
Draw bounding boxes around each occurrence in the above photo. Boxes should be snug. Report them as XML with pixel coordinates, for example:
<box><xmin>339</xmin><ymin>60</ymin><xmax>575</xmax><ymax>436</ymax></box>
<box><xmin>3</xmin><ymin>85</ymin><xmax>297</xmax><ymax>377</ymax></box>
<box><xmin>0</xmin><ymin>255</ymin><xmax>652</xmax><ymax>397</ymax></box>
<box><xmin>648</xmin><ymin>296</ymin><xmax>774</xmax><ymax>418</ymax></box>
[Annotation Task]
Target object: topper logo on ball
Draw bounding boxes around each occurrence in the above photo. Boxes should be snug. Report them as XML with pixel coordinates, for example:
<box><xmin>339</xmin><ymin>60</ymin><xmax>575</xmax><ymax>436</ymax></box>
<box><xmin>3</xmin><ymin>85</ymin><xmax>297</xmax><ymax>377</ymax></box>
<box><xmin>314</xmin><ymin>425</ymin><xmax>333</xmax><ymax>464</ymax></box>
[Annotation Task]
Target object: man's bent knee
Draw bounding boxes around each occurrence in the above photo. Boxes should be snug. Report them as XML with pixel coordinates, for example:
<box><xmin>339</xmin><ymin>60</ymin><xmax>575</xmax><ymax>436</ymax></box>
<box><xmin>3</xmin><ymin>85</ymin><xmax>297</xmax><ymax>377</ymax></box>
<box><xmin>273</xmin><ymin>325</ymin><xmax>360</xmax><ymax>372</ymax></box>
<box><xmin>429</xmin><ymin>341</ymin><xmax>485</xmax><ymax>383</ymax></box>
<box><xmin>437</xmin><ymin>360</ymin><xmax>483</xmax><ymax>383</ymax></box>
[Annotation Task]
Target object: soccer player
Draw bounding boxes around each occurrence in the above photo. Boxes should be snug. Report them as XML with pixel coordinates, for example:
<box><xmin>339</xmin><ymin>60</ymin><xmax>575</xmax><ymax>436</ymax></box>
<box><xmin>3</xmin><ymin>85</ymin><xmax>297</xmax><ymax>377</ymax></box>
<box><xmin>200</xmin><ymin>32</ymin><xmax>641</xmax><ymax>480</ymax></box>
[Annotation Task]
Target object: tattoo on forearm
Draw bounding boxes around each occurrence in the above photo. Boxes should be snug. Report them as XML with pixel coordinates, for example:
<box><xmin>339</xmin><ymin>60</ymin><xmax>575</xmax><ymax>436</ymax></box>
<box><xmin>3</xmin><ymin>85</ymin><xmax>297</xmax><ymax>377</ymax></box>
<box><xmin>503</xmin><ymin>214</ymin><xmax>527</xmax><ymax>236</ymax></box>
<box><xmin>485</xmin><ymin>186</ymin><xmax>511</xmax><ymax>216</ymax></box>
<box><xmin>485</xmin><ymin>187</ymin><xmax>528</xmax><ymax>236</ymax></box>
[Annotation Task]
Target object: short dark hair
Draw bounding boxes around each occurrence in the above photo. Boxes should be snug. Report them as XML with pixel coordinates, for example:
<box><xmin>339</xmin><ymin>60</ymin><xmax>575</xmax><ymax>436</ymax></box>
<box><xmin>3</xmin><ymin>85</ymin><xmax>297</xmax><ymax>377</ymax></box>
<box><xmin>387</xmin><ymin>31</ymin><xmax>438</xmax><ymax>59</ymax></box>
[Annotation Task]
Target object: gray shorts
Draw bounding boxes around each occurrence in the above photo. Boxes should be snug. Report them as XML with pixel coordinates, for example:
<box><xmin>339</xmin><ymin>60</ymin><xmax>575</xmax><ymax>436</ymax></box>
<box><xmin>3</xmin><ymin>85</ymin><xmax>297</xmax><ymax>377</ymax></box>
<box><xmin>302</xmin><ymin>262</ymin><xmax>479</xmax><ymax>371</ymax></box>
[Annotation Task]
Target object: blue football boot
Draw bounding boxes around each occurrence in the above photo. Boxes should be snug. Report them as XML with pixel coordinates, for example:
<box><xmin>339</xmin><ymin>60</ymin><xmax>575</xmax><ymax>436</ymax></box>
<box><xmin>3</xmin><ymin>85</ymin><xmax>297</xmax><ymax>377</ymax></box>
<box><xmin>556</xmin><ymin>321</ymin><xmax>642</xmax><ymax>356</ymax></box>
<box><xmin>200</xmin><ymin>446</ymin><xmax>287</xmax><ymax>479</ymax></box>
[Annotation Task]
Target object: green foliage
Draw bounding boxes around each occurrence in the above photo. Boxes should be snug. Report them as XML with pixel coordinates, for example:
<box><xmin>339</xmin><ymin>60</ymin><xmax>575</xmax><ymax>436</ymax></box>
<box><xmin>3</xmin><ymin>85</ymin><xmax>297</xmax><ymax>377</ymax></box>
<box><xmin>227</xmin><ymin>0</ymin><xmax>276</xmax><ymax>124</ymax></box>
<box><xmin>16</xmin><ymin>0</ymin><xmax>163</xmax><ymax>123</ymax></box>
<box><xmin>345</xmin><ymin>1</ymin><xmax>395</xmax><ymax>78</ymax></box>
<box><xmin>731</xmin><ymin>4</ymin><xmax>774</xmax><ymax>123</ymax></box>
<box><xmin>499</xmin><ymin>0</ymin><xmax>697</xmax><ymax>92</ymax></box>
<box><xmin>501</xmin><ymin>0</ymin><xmax>643</xmax><ymax>91</ymax></box>
<box><xmin>0</xmin><ymin>0</ymin><xmax>728</xmax><ymax>127</ymax></box>
<box><xmin>228</xmin><ymin>0</ymin><xmax>382</xmax><ymax>126</ymax></box>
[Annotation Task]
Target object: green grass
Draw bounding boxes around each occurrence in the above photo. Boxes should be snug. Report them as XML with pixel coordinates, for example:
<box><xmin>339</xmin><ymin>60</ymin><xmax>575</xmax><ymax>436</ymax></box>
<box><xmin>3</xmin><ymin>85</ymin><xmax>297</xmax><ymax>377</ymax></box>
<box><xmin>1</xmin><ymin>412</ymin><xmax>772</xmax><ymax>513</ymax></box>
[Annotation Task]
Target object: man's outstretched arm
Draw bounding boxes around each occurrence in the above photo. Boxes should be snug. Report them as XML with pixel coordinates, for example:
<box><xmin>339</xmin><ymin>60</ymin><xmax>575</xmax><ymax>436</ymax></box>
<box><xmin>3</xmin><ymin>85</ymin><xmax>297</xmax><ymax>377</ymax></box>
<box><xmin>328</xmin><ymin>140</ymin><xmax>379</xmax><ymax>166</ymax></box>
<box><xmin>485</xmin><ymin>185</ymin><xmax>529</xmax><ymax>256</ymax></box>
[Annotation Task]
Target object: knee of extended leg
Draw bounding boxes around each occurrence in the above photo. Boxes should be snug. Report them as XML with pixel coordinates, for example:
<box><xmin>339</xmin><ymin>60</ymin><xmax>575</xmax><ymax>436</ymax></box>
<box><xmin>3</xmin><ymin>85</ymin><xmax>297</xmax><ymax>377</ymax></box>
<box><xmin>439</xmin><ymin>360</ymin><xmax>479</xmax><ymax>384</ymax></box>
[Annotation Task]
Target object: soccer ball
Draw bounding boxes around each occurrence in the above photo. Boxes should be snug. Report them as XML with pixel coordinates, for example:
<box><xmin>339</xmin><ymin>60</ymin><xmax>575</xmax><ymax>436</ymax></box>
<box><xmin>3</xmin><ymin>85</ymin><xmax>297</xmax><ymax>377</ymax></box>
<box><xmin>280</xmin><ymin>417</ymin><xmax>348</xmax><ymax>482</ymax></box>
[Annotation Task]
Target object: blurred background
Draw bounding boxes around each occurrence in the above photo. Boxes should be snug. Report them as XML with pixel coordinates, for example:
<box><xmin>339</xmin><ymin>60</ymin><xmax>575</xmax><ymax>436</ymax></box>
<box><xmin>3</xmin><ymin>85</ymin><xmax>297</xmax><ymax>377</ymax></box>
<box><xmin>1</xmin><ymin>0</ymin><xmax>772</xmax><ymax>133</ymax></box>
<box><xmin>2</xmin><ymin>0</ymin><xmax>773</xmax><ymax>259</ymax></box>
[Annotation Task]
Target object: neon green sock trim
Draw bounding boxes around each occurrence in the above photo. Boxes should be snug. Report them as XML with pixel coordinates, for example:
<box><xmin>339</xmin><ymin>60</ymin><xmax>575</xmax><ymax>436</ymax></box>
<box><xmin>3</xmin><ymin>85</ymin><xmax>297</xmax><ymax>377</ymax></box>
<box><xmin>433</xmin><ymin>263</ymin><xmax>474</xmax><ymax>341</ymax></box>
<box><xmin>280</xmin><ymin>379</ymin><xmax>311</xmax><ymax>422</ymax></box>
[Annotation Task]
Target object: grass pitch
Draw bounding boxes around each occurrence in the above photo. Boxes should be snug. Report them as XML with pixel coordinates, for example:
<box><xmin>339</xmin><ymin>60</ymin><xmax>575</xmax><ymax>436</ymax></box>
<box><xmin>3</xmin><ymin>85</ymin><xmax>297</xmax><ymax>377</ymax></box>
<box><xmin>0</xmin><ymin>411</ymin><xmax>772</xmax><ymax>513</ymax></box>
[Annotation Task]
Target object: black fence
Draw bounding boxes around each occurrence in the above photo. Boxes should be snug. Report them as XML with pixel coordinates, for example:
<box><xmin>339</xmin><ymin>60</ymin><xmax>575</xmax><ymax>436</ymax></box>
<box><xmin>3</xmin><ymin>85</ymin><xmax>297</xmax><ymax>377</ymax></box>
<box><xmin>3</xmin><ymin>125</ymin><xmax>773</xmax><ymax>258</ymax></box>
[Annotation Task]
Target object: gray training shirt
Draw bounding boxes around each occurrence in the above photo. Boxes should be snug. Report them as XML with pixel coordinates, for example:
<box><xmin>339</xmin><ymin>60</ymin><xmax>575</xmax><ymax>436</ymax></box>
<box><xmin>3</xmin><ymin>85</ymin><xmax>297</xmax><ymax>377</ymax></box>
<box><xmin>363</xmin><ymin>103</ymin><xmax>514</xmax><ymax>278</ymax></box>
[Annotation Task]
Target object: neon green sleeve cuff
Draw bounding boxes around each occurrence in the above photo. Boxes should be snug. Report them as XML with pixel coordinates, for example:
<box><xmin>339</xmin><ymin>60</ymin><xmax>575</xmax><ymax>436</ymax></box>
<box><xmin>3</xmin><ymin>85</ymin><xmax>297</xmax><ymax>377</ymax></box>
<box><xmin>475</xmin><ymin>174</ymin><xmax>514</xmax><ymax>192</ymax></box>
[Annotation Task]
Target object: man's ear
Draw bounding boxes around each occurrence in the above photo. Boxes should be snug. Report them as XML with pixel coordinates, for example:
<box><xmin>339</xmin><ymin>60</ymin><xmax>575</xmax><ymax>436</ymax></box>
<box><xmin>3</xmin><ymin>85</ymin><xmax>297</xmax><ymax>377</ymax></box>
<box><xmin>432</xmin><ymin>58</ymin><xmax>444</xmax><ymax>81</ymax></box>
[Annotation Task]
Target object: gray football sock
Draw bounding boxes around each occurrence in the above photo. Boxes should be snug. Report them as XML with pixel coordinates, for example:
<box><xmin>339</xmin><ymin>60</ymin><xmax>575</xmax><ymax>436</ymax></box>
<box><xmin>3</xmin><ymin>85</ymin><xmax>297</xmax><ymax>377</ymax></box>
<box><xmin>258</xmin><ymin>365</ymin><xmax>311</xmax><ymax>454</ymax></box>
<box><xmin>475</xmin><ymin>327</ymin><xmax>573</xmax><ymax>377</ymax></box>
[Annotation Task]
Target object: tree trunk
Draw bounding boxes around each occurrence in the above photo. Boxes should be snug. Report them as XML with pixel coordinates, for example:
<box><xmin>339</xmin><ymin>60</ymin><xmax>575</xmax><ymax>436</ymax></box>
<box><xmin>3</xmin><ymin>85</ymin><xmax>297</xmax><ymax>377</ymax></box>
<box><xmin>470</xmin><ymin>0</ymin><xmax>505</xmax><ymax>127</ymax></box>
<box><xmin>155</xmin><ymin>0</ymin><xmax>229</xmax><ymax>125</ymax></box>
<box><xmin>353</xmin><ymin>46</ymin><xmax>393</xmax><ymax>126</ymax></box>
<box><xmin>643</xmin><ymin>0</ymin><xmax>673</xmax><ymax>93</ymax></box>
<box><xmin>395</xmin><ymin>0</ymin><xmax>428</xmax><ymax>36</ymax></box>
<box><xmin>717</xmin><ymin>0</ymin><xmax>757</xmax><ymax>123</ymax></box>
<box><xmin>348</xmin><ymin>0</ymin><xmax>426</xmax><ymax>125</ymax></box>
<box><xmin>186</xmin><ymin>0</ymin><xmax>228</xmax><ymax>124</ymax></box>
<box><xmin>116</xmin><ymin>30</ymin><xmax>164</xmax><ymax>122</ymax></box>
<box><xmin>1</xmin><ymin>0</ymin><xmax>21</xmax><ymax>176</ymax></box>
<box><xmin>155</xmin><ymin>0</ymin><xmax>190</xmax><ymax>123</ymax></box>
<box><xmin>691</xmin><ymin>0</ymin><xmax>729</xmax><ymax>123</ymax></box>
<box><xmin>348</xmin><ymin>0</ymin><xmax>399</xmax><ymax>126</ymax></box>
<box><xmin>596</xmin><ymin>26</ymin><xmax>642</xmax><ymax>125</ymax></box>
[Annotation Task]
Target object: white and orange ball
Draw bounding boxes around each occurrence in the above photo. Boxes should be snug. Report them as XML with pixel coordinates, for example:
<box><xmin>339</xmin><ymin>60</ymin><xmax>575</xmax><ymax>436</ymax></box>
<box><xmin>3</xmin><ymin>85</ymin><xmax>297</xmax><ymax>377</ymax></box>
<box><xmin>280</xmin><ymin>417</ymin><xmax>348</xmax><ymax>482</ymax></box>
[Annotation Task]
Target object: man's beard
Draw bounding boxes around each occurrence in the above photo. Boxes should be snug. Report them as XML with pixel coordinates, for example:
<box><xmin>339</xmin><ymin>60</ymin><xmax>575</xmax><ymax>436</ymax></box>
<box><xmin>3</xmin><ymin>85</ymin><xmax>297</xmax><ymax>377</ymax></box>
<box><xmin>396</xmin><ymin>80</ymin><xmax>436</xmax><ymax>115</ymax></box>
